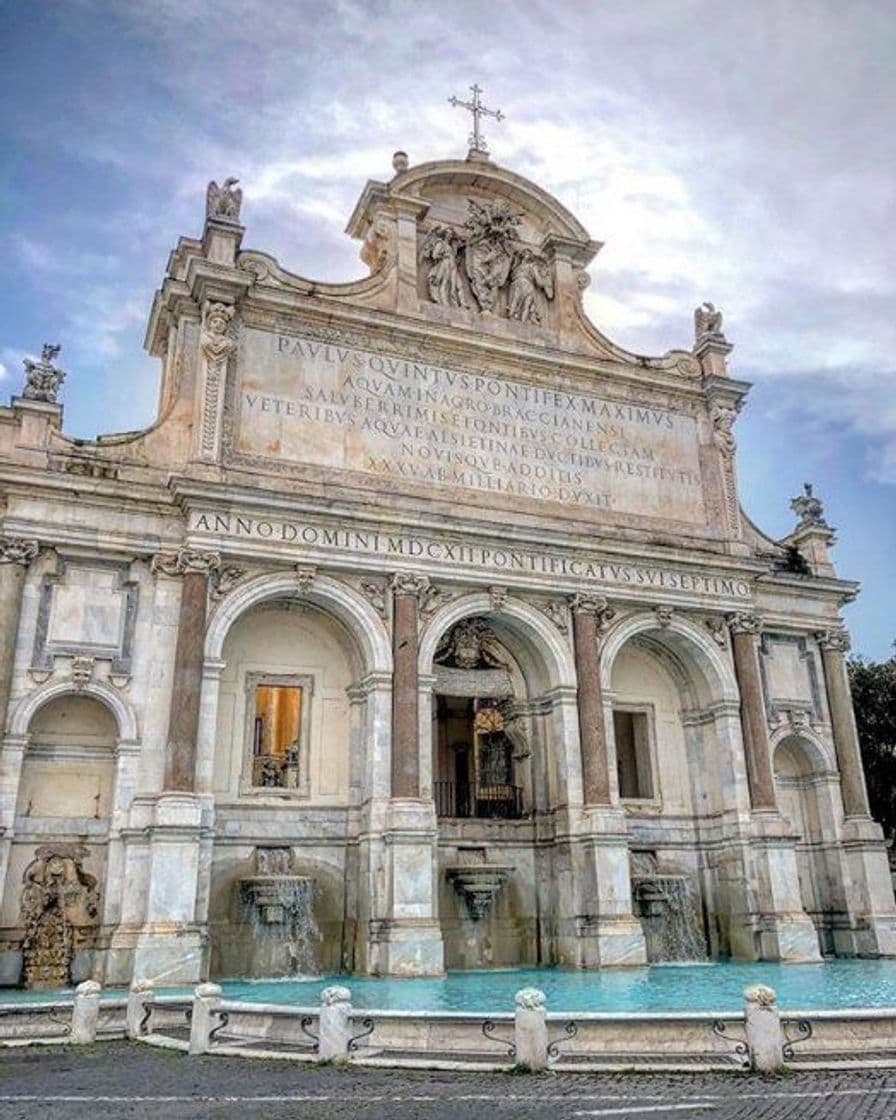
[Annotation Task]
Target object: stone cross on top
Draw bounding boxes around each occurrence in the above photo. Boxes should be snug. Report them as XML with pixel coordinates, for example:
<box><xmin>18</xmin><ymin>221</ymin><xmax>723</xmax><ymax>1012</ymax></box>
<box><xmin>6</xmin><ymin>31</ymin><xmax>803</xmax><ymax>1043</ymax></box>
<box><xmin>449</xmin><ymin>83</ymin><xmax>504</xmax><ymax>156</ymax></box>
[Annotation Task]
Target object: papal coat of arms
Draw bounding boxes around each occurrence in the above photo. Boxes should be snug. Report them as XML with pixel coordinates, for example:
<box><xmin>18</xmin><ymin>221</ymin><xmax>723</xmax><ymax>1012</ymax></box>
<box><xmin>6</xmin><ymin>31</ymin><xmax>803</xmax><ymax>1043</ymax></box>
<box><xmin>420</xmin><ymin>199</ymin><xmax>554</xmax><ymax>323</ymax></box>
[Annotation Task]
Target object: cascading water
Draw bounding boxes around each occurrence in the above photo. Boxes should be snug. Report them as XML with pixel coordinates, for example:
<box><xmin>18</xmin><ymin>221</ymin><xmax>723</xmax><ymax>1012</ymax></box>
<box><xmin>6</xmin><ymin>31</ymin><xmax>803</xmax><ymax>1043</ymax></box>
<box><xmin>634</xmin><ymin>875</ymin><xmax>707</xmax><ymax>962</ymax></box>
<box><xmin>238</xmin><ymin>848</ymin><xmax>321</xmax><ymax>976</ymax></box>
<box><xmin>630</xmin><ymin>852</ymin><xmax>707</xmax><ymax>963</ymax></box>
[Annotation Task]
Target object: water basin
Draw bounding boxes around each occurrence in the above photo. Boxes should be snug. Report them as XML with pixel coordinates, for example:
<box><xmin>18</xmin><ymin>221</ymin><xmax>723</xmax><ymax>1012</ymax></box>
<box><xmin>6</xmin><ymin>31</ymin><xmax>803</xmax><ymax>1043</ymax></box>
<box><xmin>5</xmin><ymin>960</ymin><xmax>896</xmax><ymax>1013</ymax></box>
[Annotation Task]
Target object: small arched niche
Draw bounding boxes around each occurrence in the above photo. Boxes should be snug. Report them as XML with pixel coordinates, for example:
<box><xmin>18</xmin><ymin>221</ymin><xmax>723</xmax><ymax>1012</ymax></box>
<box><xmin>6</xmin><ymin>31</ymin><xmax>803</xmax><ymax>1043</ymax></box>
<box><xmin>16</xmin><ymin>695</ymin><xmax>117</xmax><ymax>821</ymax></box>
<box><xmin>773</xmin><ymin>733</ymin><xmax>842</xmax><ymax>952</ymax></box>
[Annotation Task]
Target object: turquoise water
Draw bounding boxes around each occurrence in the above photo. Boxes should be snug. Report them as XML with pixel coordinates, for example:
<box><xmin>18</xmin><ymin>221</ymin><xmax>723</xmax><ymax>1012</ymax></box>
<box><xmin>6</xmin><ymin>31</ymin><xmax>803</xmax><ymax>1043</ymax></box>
<box><xmin>6</xmin><ymin>961</ymin><xmax>896</xmax><ymax>1012</ymax></box>
<box><xmin>217</xmin><ymin>961</ymin><xmax>896</xmax><ymax>1013</ymax></box>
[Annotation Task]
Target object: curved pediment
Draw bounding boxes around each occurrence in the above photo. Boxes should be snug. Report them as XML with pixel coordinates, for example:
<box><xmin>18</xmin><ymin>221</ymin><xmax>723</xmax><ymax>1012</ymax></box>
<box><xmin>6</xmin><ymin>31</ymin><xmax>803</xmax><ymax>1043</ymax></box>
<box><xmin>379</xmin><ymin>157</ymin><xmax>594</xmax><ymax>245</ymax></box>
<box><xmin>341</xmin><ymin>154</ymin><xmax>705</xmax><ymax>371</ymax></box>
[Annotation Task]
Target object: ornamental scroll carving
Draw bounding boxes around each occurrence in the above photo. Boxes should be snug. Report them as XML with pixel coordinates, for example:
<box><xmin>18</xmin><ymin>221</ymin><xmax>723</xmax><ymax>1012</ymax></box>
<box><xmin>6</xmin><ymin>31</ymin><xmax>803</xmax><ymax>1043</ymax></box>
<box><xmin>209</xmin><ymin>565</ymin><xmax>247</xmax><ymax>600</ymax></box>
<box><xmin>20</xmin><ymin>845</ymin><xmax>100</xmax><ymax>989</ymax></box>
<box><xmin>359</xmin><ymin>577</ymin><xmax>388</xmax><ymax>619</ymax></box>
<box><xmin>199</xmin><ymin>301</ymin><xmax>237</xmax><ymax>459</ymax></box>
<box><xmin>727</xmin><ymin>612</ymin><xmax>762</xmax><ymax>636</ymax></box>
<box><xmin>151</xmin><ymin>548</ymin><xmax>222</xmax><ymax>577</ymax></box>
<box><xmin>536</xmin><ymin>598</ymin><xmax>570</xmax><ymax>635</ymax></box>
<box><xmin>815</xmin><ymin>627</ymin><xmax>850</xmax><ymax>654</ymax></box>
<box><xmin>0</xmin><ymin>537</ymin><xmax>40</xmax><ymax>566</ymax></box>
<box><xmin>710</xmin><ymin>401</ymin><xmax>741</xmax><ymax>538</ymax></box>
<box><xmin>569</xmin><ymin>593</ymin><xmax>615</xmax><ymax>630</ymax></box>
<box><xmin>420</xmin><ymin>199</ymin><xmax>554</xmax><ymax>323</ymax></box>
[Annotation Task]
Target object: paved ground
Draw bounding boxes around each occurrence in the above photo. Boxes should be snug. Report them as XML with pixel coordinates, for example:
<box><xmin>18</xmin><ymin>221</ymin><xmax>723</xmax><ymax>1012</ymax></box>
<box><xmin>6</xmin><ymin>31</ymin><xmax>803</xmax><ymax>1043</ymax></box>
<box><xmin>2</xmin><ymin>1043</ymin><xmax>896</xmax><ymax>1120</ymax></box>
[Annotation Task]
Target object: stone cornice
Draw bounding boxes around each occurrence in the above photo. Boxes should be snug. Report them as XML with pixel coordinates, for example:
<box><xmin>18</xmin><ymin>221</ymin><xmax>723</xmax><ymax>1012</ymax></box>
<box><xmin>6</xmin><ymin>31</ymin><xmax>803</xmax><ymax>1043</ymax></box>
<box><xmin>233</xmin><ymin>282</ymin><xmax>712</xmax><ymax>405</ymax></box>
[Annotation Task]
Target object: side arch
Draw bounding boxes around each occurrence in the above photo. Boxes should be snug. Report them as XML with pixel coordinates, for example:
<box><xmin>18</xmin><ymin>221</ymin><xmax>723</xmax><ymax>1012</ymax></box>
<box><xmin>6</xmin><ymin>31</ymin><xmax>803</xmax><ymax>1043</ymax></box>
<box><xmin>205</xmin><ymin>572</ymin><xmax>392</xmax><ymax>674</ymax></box>
<box><xmin>770</xmin><ymin>727</ymin><xmax>837</xmax><ymax>776</ymax></box>
<box><xmin>8</xmin><ymin>678</ymin><xmax>139</xmax><ymax>742</ymax></box>
<box><xmin>600</xmin><ymin>611</ymin><xmax>740</xmax><ymax>706</ymax></box>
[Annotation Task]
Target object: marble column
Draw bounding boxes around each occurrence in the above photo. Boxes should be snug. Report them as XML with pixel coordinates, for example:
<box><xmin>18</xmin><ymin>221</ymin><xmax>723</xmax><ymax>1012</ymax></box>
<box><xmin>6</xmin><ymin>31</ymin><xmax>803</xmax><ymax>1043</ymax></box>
<box><xmin>816</xmin><ymin>627</ymin><xmax>870</xmax><ymax>817</ymax></box>
<box><xmin>152</xmin><ymin>549</ymin><xmax>220</xmax><ymax>792</ymax></box>
<box><xmin>366</xmin><ymin>574</ymin><xmax>443</xmax><ymax>976</ymax></box>
<box><xmin>728</xmin><ymin>613</ymin><xmax>776</xmax><ymax>810</ymax></box>
<box><xmin>0</xmin><ymin>538</ymin><xmax>39</xmax><ymax>733</ymax></box>
<box><xmin>570</xmin><ymin>594</ymin><xmax>613</xmax><ymax>805</ymax></box>
<box><xmin>133</xmin><ymin>548</ymin><xmax>220</xmax><ymax>984</ymax></box>
<box><xmin>390</xmin><ymin>573</ymin><xmax>426</xmax><ymax>799</ymax></box>
<box><xmin>0</xmin><ymin>538</ymin><xmax>40</xmax><ymax>939</ymax></box>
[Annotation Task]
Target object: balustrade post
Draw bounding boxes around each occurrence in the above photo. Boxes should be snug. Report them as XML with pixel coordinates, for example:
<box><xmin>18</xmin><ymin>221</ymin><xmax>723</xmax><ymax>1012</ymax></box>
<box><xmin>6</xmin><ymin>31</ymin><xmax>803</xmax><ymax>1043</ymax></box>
<box><xmin>70</xmin><ymin>980</ymin><xmax>102</xmax><ymax>1044</ymax></box>
<box><xmin>744</xmin><ymin>984</ymin><xmax>783</xmax><ymax>1072</ymax></box>
<box><xmin>318</xmin><ymin>985</ymin><xmax>353</xmax><ymax>1061</ymax></box>
<box><xmin>514</xmin><ymin>987</ymin><xmax>548</xmax><ymax>1070</ymax></box>
<box><xmin>126</xmin><ymin>979</ymin><xmax>154</xmax><ymax>1039</ymax></box>
<box><xmin>189</xmin><ymin>982</ymin><xmax>222</xmax><ymax>1055</ymax></box>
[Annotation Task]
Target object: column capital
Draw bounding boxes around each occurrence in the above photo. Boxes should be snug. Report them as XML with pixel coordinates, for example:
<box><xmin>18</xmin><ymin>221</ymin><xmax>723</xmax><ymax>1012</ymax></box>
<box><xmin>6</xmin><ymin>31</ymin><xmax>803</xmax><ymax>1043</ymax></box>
<box><xmin>815</xmin><ymin>627</ymin><xmax>850</xmax><ymax>654</ymax></box>
<box><xmin>391</xmin><ymin>572</ymin><xmax>430</xmax><ymax>599</ymax></box>
<box><xmin>151</xmin><ymin>547</ymin><xmax>221</xmax><ymax>577</ymax></box>
<box><xmin>569</xmin><ymin>593</ymin><xmax>615</xmax><ymax>629</ymax></box>
<box><xmin>0</xmin><ymin>537</ymin><xmax>40</xmax><ymax>566</ymax></box>
<box><xmin>727</xmin><ymin>611</ymin><xmax>762</xmax><ymax>636</ymax></box>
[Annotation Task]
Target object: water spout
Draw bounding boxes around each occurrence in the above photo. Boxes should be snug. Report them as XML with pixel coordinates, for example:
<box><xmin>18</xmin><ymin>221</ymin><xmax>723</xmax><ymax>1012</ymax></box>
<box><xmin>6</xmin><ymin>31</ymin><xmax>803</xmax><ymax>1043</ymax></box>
<box><xmin>237</xmin><ymin>848</ymin><xmax>320</xmax><ymax>977</ymax></box>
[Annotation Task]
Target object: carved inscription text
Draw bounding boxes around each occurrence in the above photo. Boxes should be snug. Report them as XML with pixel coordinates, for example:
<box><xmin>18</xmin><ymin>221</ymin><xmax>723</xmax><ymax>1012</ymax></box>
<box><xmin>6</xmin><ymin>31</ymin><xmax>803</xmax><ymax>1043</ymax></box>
<box><xmin>189</xmin><ymin>510</ymin><xmax>752</xmax><ymax>602</ymax></box>
<box><xmin>235</xmin><ymin>330</ymin><xmax>707</xmax><ymax>523</ymax></box>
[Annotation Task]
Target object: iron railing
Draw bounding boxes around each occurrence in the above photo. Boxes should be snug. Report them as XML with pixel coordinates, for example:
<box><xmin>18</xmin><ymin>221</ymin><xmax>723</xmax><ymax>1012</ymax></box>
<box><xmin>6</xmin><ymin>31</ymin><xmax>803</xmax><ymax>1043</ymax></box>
<box><xmin>434</xmin><ymin>781</ymin><xmax>523</xmax><ymax>820</ymax></box>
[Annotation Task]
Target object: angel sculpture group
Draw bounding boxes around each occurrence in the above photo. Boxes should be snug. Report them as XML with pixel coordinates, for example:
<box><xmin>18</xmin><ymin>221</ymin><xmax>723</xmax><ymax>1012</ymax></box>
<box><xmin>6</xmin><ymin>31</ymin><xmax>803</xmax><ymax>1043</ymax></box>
<box><xmin>420</xmin><ymin>200</ymin><xmax>554</xmax><ymax>324</ymax></box>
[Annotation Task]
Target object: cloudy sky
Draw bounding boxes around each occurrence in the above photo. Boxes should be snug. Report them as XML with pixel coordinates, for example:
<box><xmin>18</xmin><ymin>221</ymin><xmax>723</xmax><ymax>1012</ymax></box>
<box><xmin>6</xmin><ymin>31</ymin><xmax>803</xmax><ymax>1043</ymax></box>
<box><xmin>2</xmin><ymin>1</ymin><xmax>894</xmax><ymax>657</ymax></box>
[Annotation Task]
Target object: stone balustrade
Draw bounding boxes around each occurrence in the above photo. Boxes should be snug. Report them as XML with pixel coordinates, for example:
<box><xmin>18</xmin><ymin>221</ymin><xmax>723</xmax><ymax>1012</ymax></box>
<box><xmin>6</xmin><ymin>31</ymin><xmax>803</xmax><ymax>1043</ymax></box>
<box><xmin>2</xmin><ymin>982</ymin><xmax>895</xmax><ymax>1071</ymax></box>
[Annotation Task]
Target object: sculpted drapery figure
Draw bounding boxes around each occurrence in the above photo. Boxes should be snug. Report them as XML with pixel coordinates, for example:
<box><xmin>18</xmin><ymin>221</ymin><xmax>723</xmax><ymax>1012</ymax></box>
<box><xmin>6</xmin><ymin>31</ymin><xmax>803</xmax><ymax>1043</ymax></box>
<box><xmin>421</xmin><ymin>225</ymin><xmax>467</xmax><ymax>308</ymax></box>
<box><xmin>507</xmin><ymin>248</ymin><xmax>554</xmax><ymax>324</ymax></box>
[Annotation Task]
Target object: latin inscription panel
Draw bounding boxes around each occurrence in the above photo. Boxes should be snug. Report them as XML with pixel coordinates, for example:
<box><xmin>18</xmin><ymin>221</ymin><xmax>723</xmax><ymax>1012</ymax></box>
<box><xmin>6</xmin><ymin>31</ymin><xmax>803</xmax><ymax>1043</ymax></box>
<box><xmin>235</xmin><ymin>328</ymin><xmax>708</xmax><ymax>523</ymax></box>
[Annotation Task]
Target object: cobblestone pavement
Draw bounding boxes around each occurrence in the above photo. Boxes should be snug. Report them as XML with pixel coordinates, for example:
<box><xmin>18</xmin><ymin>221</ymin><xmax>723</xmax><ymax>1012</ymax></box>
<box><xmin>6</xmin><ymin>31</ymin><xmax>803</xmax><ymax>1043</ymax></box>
<box><xmin>2</xmin><ymin>1043</ymin><xmax>896</xmax><ymax>1120</ymax></box>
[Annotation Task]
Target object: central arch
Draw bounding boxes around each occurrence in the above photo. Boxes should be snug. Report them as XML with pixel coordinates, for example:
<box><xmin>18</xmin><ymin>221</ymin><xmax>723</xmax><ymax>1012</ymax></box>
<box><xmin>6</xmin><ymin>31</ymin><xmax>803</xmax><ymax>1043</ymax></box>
<box><xmin>418</xmin><ymin>591</ymin><xmax>580</xmax><ymax>970</ymax></box>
